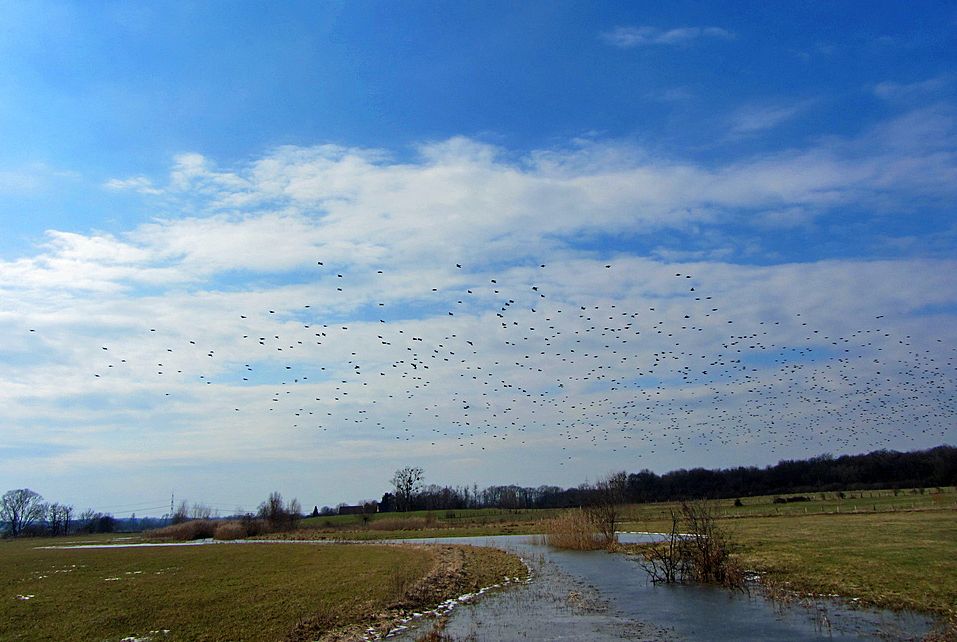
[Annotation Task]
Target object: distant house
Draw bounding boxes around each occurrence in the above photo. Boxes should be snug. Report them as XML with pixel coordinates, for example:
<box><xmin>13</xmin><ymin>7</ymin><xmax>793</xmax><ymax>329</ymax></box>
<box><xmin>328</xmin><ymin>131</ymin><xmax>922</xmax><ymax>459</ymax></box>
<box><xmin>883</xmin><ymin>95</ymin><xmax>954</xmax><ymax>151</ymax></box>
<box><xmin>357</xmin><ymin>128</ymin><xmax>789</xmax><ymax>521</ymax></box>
<box><xmin>337</xmin><ymin>501</ymin><xmax>379</xmax><ymax>516</ymax></box>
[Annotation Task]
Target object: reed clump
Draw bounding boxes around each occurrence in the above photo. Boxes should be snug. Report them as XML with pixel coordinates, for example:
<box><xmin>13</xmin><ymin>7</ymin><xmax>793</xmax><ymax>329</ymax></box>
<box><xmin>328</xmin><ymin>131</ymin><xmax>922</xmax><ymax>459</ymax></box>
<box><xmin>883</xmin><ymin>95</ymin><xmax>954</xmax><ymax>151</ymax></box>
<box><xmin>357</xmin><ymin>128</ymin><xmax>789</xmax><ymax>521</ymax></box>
<box><xmin>147</xmin><ymin>519</ymin><xmax>217</xmax><ymax>541</ymax></box>
<box><xmin>148</xmin><ymin>517</ymin><xmax>268</xmax><ymax>541</ymax></box>
<box><xmin>544</xmin><ymin>509</ymin><xmax>610</xmax><ymax>550</ymax></box>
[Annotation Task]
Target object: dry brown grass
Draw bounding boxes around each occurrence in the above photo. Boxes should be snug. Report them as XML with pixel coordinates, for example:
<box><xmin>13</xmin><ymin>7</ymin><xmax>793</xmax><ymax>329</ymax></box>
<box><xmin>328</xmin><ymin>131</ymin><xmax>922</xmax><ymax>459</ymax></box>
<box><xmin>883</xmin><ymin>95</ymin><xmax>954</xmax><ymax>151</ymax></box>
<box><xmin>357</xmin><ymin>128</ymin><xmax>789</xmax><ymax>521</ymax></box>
<box><xmin>147</xmin><ymin>519</ymin><xmax>217</xmax><ymax>540</ymax></box>
<box><xmin>212</xmin><ymin>520</ymin><xmax>250</xmax><ymax>540</ymax></box>
<box><xmin>148</xmin><ymin>518</ymin><xmax>267</xmax><ymax>541</ymax></box>
<box><xmin>544</xmin><ymin>509</ymin><xmax>609</xmax><ymax>550</ymax></box>
<box><xmin>368</xmin><ymin>516</ymin><xmax>429</xmax><ymax>531</ymax></box>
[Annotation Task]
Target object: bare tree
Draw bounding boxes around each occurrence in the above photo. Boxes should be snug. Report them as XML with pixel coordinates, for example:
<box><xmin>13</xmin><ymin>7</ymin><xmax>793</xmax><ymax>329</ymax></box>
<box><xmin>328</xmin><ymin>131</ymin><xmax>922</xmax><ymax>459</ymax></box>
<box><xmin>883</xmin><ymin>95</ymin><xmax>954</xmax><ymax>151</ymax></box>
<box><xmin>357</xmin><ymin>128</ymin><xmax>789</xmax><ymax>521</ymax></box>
<box><xmin>190</xmin><ymin>503</ymin><xmax>214</xmax><ymax>520</ymax></box>
<box><xmin>391</xmin><ymin>466</ymin><xmax>424</xmax><ymax>512</ymax></box>
<box><xmin>585</xmin><ymin>471</ymin><xmax>627</xmax><ymax>545</ymax></box>
<box><xmin>1</xmin><ymin>489</ymin><xmax>47</xmax><ymax>537</ymax></box>
<box><xmin>171</xmin><ymin>500</ymin><xmax>190</xmax><ymax>524</ymax></box>
<box><xmin>47</xmin><ymin>502</ymin><xmax>74</xmax><ymax>536</ymax></box>
<box><xmin>257</xmin><ymin>491</ymin><xmax>301</xmax><ymax>530</ymax></box>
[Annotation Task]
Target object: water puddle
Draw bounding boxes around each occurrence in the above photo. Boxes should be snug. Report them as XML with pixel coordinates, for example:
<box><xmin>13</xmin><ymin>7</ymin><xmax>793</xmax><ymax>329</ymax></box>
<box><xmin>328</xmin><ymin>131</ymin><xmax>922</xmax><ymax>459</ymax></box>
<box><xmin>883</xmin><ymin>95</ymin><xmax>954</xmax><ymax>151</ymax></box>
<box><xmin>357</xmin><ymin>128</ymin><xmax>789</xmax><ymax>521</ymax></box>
<box><xmin>388</xmin><ymin>534</ymin><xmax>934</xmax><ymax>641</ymax></box>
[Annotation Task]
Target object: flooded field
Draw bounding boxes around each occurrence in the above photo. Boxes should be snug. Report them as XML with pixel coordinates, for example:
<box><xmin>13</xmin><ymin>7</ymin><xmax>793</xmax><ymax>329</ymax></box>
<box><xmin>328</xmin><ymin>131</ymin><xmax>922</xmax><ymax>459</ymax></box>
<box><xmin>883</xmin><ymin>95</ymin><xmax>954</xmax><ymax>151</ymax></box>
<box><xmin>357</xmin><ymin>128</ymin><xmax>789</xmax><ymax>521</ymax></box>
<box><xmin>391</xmin><ymin>535</ymin><xmax>935</xmax><ymax>641</ymax></box>
<box><xmin>32</xmin><ymin>533</ymin><xmax>939</xmax><ymax>640</ymax></box>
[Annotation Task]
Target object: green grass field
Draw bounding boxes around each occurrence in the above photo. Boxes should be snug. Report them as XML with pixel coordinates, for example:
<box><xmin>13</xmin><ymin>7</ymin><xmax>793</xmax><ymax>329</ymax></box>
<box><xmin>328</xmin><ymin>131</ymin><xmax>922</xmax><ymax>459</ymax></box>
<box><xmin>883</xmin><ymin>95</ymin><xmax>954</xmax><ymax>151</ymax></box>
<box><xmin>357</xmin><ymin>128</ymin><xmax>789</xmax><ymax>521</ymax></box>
<box><xmin>299</xmin><ymin>486</ymin><xmax>956</xmax><ymax>535</ymax></box>
<box><xmin>726</xmin><ymin>511</ymin><xmax>957</xmax><ymax>617</ymax></box>
<box><xmin>0</xmin><ymin>536</ymin><xmax>525</xmax><ymax>641</ymax></box>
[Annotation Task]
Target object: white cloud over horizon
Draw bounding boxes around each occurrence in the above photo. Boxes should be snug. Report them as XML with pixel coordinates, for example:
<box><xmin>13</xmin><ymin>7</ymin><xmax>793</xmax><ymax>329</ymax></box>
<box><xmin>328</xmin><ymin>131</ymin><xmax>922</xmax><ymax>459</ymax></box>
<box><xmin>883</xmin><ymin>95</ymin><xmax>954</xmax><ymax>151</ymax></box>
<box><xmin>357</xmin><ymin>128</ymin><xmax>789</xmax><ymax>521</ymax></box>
<box><xmin>2</xmin><ymin>112</ymin><xmax>956</xmax><ymax>511</ymax></box>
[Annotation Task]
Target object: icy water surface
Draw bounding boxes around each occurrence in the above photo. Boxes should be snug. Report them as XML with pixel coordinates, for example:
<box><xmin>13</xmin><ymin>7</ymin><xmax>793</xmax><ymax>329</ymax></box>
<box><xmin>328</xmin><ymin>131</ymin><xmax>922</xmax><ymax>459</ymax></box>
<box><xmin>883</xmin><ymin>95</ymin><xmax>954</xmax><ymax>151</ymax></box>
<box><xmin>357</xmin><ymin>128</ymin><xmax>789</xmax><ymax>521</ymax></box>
<box><xmin>390</xmin><ymin>534</ymin><xmax>934</xmax><ymax>641</ymax></box>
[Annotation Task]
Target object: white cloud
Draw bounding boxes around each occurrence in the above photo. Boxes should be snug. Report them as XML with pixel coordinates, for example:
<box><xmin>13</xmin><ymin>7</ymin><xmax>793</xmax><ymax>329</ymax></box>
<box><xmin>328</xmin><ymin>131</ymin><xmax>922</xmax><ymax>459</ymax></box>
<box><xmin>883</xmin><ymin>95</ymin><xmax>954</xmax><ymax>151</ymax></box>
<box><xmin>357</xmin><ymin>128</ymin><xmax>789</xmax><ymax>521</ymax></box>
<box><xmin>0</xmin><ymin>163</ymin><xmax>80</xmax><ymax>195</ymax></box>
<box><xmin>728</xmin><ymin>100</ymin><xmax>814</xmax><ymax>135</ymax></box>
<box><xmin>601</xmin><ymin>26</ymin><xmax>732</xmax><ymax>48</ymax></box>
<box><xmin>103</xmin><ymin>176</ymin><xmax>163</xmax><ymax>195</ymax></box>
<box><xmin>5</xmin><ymin>115</ymin><xmax>957</xmax><ymax>506</ymax></box>
<box><xmin>873</xmin><ymin>75</ymin><xmax>952</xmax><ymax>102</ymax></box>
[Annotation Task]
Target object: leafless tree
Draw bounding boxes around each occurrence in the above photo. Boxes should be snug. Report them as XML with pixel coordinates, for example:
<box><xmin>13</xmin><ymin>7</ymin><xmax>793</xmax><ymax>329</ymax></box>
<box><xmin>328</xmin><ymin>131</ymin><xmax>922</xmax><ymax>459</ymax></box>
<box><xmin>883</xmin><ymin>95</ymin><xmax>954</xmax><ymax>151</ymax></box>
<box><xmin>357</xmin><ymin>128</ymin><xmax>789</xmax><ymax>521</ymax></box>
<box><xmin>391</xmin><ymin>466</ymin><xmax>424</xmax><ymax>512</ymax></box>
<box><xmin>1</xmin><ymin>489</ymin><xmax>47</xmax><ymax>537</ymax></box>
<box><xmin>257</xmin><ymin>491</ymin><xmax>301</xmax><ymax>531</ymax></box>
<box><xmin>47</xmin><ymin>502</ymin><xmax>74</xmax><ymax>536</ymax></box>
<box><xmin>171</xmin><ymin>500</ymin><xmax>190</xmax><ymax>524</ymax></box>
<box><xmin>585</xmin><ymin>471</ymin><xmax>627</xmax><ymax>545</ymax></box>
<box><xmin>190</xmin><ymin>503</ymin><xmax>214</xmax><ymax>520</ymax></box>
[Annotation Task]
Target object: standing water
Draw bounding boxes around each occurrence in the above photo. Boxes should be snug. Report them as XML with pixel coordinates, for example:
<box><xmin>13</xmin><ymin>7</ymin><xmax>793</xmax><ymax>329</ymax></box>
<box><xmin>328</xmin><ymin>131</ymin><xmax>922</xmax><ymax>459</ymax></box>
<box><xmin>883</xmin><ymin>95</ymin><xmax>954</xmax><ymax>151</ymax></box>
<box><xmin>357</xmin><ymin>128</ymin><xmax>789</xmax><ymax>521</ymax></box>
<box><xmin>390</xmin><ymin>534</ymin><xmax>934</xmax><ymax>641</ymax></box>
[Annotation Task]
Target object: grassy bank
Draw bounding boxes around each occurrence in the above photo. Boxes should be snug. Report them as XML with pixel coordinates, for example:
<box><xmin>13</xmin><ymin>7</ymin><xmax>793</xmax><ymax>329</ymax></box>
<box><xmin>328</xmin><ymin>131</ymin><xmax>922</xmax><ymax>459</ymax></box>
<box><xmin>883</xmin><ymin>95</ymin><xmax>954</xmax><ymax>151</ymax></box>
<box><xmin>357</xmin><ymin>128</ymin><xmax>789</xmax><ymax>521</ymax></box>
<box><xmin>619</xmin><ymin>507</ymin><xmax>956</xmax><ymax>621</ymax></box>
<box><xmin>726</xmin><ymin>510</ymin><xmax>957</xmax><ymax>618</ymax></box>
<box><xmin>0</xmin><ymin>537</ymin><xmax>526</xmax><ymax>641</ymax></box>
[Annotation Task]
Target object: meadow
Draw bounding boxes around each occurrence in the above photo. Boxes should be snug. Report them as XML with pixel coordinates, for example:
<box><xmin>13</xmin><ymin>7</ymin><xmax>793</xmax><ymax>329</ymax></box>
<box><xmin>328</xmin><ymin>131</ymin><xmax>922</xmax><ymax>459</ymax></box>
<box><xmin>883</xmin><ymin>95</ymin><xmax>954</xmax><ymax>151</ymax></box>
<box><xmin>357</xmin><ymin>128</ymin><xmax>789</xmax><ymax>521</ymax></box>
<box><xmin>297</xmin><ymin>486</ymin><xmax>956</xmax><ymax>537</ymax></box>
<box><xmin>293</xmin><ymin>487</ymin><xmax>957</xmax><ymax>619</ymax></box>
<box><xmin>3</xmin><ymin>487</ymin><xmax>953</xmax><ymax>640</ymax></box>
<box><xmin>0</xmin><ymin>537</ymin><xmax>525</xmax><ymax>641</ymax></box>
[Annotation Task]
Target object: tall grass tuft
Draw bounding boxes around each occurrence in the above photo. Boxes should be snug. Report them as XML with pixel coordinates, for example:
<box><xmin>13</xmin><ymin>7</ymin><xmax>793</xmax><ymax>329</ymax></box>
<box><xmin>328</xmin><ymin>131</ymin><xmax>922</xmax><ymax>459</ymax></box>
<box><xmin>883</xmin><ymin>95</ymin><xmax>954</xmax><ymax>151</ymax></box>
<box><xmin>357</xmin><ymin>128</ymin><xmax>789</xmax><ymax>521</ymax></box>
<box><xmin>148</xmin><ymin>519</ymin><xmax>217</xmax><ymax>541</ymax></box>
<box><xmin>544</xmin><ymin>509</ymin><xmax>610</xmax><ymax>550</ymax></box>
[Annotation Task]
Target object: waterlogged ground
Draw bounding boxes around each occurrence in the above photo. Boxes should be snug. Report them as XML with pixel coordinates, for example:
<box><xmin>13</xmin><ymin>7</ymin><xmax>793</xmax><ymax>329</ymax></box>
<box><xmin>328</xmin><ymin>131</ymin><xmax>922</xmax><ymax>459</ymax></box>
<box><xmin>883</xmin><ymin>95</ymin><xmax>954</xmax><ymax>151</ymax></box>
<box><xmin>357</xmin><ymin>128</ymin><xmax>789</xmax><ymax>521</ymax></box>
<box><xmin>390</xmin><ymin>534</ymin><xmax>935</xmax><ymax>642</ymax></box>
<box><xmin>18</xmin><ymin>533</ymin><xmax>938</xmax><ymax>641</ymax></box>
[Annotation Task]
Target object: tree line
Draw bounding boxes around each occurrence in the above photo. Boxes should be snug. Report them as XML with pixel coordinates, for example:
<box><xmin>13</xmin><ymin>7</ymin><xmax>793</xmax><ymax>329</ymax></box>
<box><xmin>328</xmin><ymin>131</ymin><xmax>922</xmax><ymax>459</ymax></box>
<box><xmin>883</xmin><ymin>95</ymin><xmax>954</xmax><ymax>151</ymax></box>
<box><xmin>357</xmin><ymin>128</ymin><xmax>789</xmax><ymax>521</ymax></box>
<box><xmin>0</xmin><ymin>489</ymin><xmax>133</xmax><ymax>537</ymax></box>
<box><xmin>5</xmin><ymin>445</ymin><xmax>955</xmax><ymax>535</ymax></box>
<box><xmin>0</xmin><ymin>488</ymin><xmax>304</xmax><ymax>538</ymax></box>
<box><xmin>377</xmin><ymin>445</ymin><xmax>957</xmax><ymax>512</ymax></box>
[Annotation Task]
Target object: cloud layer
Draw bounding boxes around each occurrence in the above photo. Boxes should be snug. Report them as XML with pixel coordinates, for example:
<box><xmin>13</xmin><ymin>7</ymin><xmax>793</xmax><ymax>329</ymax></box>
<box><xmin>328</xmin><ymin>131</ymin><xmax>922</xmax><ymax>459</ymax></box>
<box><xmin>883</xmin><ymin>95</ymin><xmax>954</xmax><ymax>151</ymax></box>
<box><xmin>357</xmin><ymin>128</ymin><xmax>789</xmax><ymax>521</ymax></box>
<box><xmin>1</xmin><ymin>115</ymin><xmax>955</xmax><ymax>511</ymax></box>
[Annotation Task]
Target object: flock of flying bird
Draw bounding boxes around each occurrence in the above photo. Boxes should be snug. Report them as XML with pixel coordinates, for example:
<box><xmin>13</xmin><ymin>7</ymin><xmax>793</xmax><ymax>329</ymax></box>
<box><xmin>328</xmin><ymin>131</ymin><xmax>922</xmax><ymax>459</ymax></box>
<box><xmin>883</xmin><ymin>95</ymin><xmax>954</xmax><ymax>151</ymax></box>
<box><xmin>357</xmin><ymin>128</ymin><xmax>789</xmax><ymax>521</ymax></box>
<box><xmin>29</xmin><ymin>258</ymin><xmax>956</xmax><ymax>465</ymax></box>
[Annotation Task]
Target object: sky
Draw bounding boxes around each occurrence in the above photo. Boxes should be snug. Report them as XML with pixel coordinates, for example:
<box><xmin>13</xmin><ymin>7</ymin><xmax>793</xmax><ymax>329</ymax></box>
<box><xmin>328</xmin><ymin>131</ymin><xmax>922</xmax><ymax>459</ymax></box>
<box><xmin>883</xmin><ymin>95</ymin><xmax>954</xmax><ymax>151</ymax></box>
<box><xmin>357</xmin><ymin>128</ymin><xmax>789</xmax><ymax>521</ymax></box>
<box><xmin>1</xmin><ymin>1</ymin><xmax>955</xmax><ymax>517</ymax></box>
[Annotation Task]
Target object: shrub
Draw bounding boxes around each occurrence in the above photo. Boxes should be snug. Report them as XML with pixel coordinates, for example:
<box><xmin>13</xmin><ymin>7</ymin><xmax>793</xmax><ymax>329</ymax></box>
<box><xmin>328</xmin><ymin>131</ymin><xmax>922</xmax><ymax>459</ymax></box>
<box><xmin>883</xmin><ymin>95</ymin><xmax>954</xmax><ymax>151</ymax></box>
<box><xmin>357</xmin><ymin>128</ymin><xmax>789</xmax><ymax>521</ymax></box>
<box><xmin>640</xmin><ymin>501</ymin><xmax>745</xmax><ymax>591</ymax></box>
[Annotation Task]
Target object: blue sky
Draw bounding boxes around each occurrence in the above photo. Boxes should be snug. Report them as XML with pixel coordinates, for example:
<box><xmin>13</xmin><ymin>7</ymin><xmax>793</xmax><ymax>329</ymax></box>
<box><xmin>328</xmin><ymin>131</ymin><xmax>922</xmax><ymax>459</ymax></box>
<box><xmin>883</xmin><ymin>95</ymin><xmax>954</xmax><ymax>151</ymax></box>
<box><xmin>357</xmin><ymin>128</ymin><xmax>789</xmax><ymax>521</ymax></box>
<box><xmin>1</xmin><ymin>2</ymin><xmax>955</xmax><ymax>515</ymax></box>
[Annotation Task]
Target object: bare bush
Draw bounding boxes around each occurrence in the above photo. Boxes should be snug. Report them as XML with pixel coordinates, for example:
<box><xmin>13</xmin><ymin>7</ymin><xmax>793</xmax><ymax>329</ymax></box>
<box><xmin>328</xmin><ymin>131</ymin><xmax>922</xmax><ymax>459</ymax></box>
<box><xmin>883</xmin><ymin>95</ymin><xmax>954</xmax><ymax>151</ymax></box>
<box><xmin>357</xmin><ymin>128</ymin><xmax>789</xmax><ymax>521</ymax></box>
<box><xmin>640</xmin><ymin>501</ymin><xmax>745</xmax><ymax>591</ymax></box>
<box><xmin>640</xmin><ymin>509</ymin><xmax>686</xmax><ymax>584</ymax></box>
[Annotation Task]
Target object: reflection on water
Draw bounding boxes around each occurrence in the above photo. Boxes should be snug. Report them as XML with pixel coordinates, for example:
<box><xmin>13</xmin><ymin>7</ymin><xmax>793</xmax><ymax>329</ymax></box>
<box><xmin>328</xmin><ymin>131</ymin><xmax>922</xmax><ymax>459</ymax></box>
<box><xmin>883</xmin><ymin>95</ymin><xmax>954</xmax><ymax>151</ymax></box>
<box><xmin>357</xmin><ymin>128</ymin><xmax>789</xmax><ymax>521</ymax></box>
<box><xmin>390</xmin><ymin>534</ymin><xmax>934</xmax><ymax>641</ymax></box>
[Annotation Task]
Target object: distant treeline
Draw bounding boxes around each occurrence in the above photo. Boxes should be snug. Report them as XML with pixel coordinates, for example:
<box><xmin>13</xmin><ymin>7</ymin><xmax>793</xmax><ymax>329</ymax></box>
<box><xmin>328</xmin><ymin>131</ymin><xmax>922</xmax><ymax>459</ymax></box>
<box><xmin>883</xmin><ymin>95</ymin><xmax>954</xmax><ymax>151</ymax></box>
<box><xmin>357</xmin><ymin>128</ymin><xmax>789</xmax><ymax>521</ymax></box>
<box><xmin>379</xmin><ymin>445</ymin><xmax>957</xmax><ymax>512</ymax></box>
